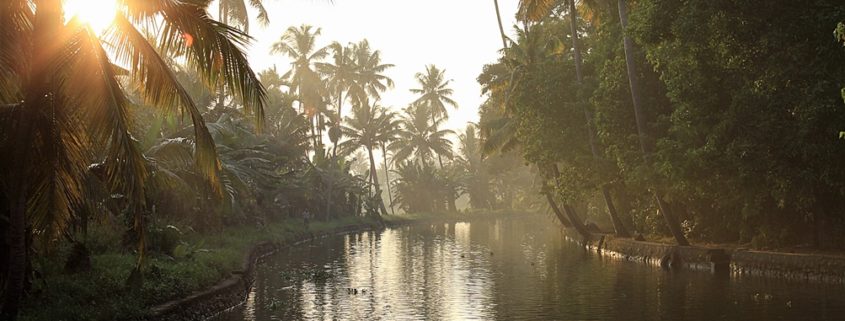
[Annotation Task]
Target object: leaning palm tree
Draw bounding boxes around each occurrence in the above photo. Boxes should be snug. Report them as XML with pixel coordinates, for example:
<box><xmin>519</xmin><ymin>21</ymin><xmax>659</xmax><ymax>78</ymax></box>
<box><xmin>0</xmin><ymin>0</ymin><xmax>266</xmax><ymax>318</ymax></box>
<box><xmin>389</xmin><ymin>105</ymin><xmax>455</xmax><ymax>167</ymax></box>
<box><xmin>616</xmin><ymin>0</ymin><xmax>688</xmax><ymax>245</ymax></box>
<box><xmin>517</xmin><ymin>0</ymin><xmax>631</xmax><ymax>237</ymax></box>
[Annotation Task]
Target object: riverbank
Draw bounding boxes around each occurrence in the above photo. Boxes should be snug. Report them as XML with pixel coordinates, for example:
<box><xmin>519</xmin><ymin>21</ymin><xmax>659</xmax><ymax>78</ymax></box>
<box><xmin>19</xmin><ymin>210</ymin><xmax>521</xmax><ymax>321</ymax></box>
<box><xmin>561</xmin><ymin>228</ymin><xmax>845</xmax><ymax>284</ymax></box>
<box><xmin>18</xmin><ymin>216</ymin><xmax>384</xmax><ymax>321</ymax></box>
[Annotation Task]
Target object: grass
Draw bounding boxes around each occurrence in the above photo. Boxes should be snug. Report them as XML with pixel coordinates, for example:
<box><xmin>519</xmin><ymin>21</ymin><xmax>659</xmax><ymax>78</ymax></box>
<box><xmin>18</xmin><ymin>215</ymin><xmax>382</xmax><ymax>321</ymax></box>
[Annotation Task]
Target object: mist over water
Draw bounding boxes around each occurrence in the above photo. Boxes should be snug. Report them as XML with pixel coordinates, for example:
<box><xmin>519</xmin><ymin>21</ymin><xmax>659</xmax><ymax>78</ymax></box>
<box><xmin>215</xmin><ymin>216</ymin><xmax>845</xmax><ymax>321</ymax></box>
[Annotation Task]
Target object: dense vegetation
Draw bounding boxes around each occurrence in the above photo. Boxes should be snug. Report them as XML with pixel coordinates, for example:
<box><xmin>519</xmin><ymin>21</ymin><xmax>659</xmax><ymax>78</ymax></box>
<box><xmin>481</xmin><ymin>0</ymin><xmax>845</xmax><ymax>248</ymax></box>
<box><xmin>0</xmin><ymin>1</ymin><xmax>532</xmax><ymax>319</ymax></box>
<box><xmin>2</xmin><ymin>0</ymin><xmax>844</xmax><ymax>319</ymax></box>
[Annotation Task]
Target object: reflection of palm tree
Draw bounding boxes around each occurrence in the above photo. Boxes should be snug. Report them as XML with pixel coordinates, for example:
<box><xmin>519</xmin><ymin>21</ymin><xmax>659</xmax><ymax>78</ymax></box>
<box><xmin>0</xmin><ymin>1</ymin><xmax>265</xmax><ymax>317</ymax></box>
<box><xmin>389</xmin><ymin>106</ymin><xmax>455</xmax><ymax>167</ymax></box>
<box><xmin>271</xmin><ymin>25</ymin><xmax>330</xmax><ymax>149</ymax></box>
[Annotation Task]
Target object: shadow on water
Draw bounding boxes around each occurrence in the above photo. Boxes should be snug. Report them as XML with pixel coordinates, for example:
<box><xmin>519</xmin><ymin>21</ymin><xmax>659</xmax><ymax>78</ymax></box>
<box><xmin>213</xmin><ymin>215</ymin><xmax>845</xmax><ymax>321</ymax></box>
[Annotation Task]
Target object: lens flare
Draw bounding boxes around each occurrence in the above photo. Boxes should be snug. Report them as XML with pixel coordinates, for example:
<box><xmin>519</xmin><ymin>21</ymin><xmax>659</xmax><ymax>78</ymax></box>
<box><xmin>64</xmin><ymin>0</ymin><xmax>118</xmax><ymax>34</ymax></box>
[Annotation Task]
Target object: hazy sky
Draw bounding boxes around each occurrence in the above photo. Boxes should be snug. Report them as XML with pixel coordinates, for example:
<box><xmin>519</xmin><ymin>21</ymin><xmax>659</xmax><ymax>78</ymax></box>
<box><xmin>238</xmin><ymin>0</ymin><xmax>521</xmax><ymax>133</ymax></box>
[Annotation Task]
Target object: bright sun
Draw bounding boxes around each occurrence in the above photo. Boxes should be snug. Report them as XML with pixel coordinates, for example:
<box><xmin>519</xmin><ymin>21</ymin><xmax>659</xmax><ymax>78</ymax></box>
<box><xmin>64</xmin><ymin>0</ymin><xmax>118</xmax><ymax>34</ymax></box>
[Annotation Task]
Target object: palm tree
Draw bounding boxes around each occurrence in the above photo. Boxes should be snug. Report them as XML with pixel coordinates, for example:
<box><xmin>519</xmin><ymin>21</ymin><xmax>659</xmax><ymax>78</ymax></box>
<box><xmin>217</xmin><ymin>0</ymin><xmax>269</xmax><ymax>33</ymax></box>
<box><xmin>0</xmin><ymin>1</ymin><xmax>266</xmax><ymax>318</ymax></box>
<box><xmin>348</xmin><ymin>40</ymin><xmax>395</xmax><ymax>107</ymax></box>
<box><xmin>616</xmin><ymin>0</ymin><xmax>689</xmax><ymax>245</ymax></box>
<box><xmin>339</xmin><ymin>103</ymin><xmax>395</xmax><ymax>216</ymax></box>
<box><xmin>378</xmin><ymin>111</ymin><xmax>402</xmax><ymax>215</ymax></box>
<box><xmin>493</xmin><ymin>0</ymin><xmax>509</xmax><ymax>48</ymax></box>
<box><xmin>458</xmin><ymin>124</ymin><xmax>493</xmax><ymax>209</ymax></box>
<box><xmin>214</xmin><ymin>0</ymin><xmax>270</xmax><ymax>108</ymax></box>
<box><xmin>317</xmin><ymin>39</ymin><xmax>394</xmax><ymax>156</ymax></box>
<box><xmin>389</xmin><ymin>105</ymin><xmax>455</xmax><ymax>166</ymax></box>
<box><xmin>316</xmin><ymin>41</ymin><xmax>356</xmax><ymax>154</ymax></box>
<box><xmin>271</xmin><ymin>25</ymin><xmax>330</xmax><ymax>149</ymax></box>
<box><xmin>410</xmin><ymin>65</ymin><xmax>458</xmax><ymax>167</ymax></box>
<box><xmin>516</xmin><ymin>0</ymin><xmax>631</xmax><ymax>237</ymax></box>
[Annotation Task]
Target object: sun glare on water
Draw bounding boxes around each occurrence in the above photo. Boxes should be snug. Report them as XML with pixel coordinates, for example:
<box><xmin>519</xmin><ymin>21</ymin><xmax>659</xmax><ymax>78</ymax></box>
<box><xmin>64</xmin><ymin>0</ymin><xmax>118</xmax><ymax>34</ymax></box>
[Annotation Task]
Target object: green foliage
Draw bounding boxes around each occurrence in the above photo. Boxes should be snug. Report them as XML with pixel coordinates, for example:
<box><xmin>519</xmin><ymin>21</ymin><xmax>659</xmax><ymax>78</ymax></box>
<box><xmin>479</xmin><ymin>0</ymin><xmax>845</xmax><ymax>247</ymax></box>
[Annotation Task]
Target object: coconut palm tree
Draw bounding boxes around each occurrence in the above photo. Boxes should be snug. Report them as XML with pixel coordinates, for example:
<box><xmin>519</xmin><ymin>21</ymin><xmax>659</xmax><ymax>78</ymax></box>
<box><xmin>0</xmin><ymin>0</ymin><xmax>266</xmax><ymax>318</ymax></box>
<box><xmin>217</xmin><ymin>0</ymin><xmax>269</xmax><ymax>33</ymax></box>
<box><xmin>410</xmin><ymin>65</ymin><xmax>457</xmax><ymax>167</ymax></box>
<box><xmin>316</xmin><ymin>41</ymin><xmax>356</xmax><ymax>154</ymax></box>
<box><xmin>214</xmin><ymin>0</ymin><xmax>270</xmax><ymax>108</ymax></box>
<box><xmin>348</xmin><ymin>40</ymin><xmax>395</xmax><ymax>107</ymax></box>
<box><xmin>458</xmin><ymin>124</ymin><xmax>493</xmax><ymax>209</ymax></box>
<box><xmin>271</xmin><ymin>24</ymin><xmax>330</xmax><ymax>149</ymax></box>
<box><xmin>516</xmin><ymin>0</ymin><xmax>631</xmax><ymax>237</ymax></box>
<box><xmin>377</xmin><ymin>111</ymin><xmax>402</xmax><ymax>215</ymax></box>
<box><xmin>616</xmin><ymin>0</ymin><xmax>688</xmax><ymax>245</ymax></box>
<box><xmin>389</xmin><ymin>105</ymin><xmax>455</xmax><ymax>167</ymax></box>
<box><xmin>493</xmin><ymin>0</ymin><xmax>509</xmax><ymax>48</ymax></box>
<box><xmin>410</xmin><ymin>65</ymin><xmax>458</xmax><ymax>125</ymax></box>
<box><xmin>339</xmin><ymin>102</ymin><xmax>395</xmax><ymax>216</ymax></box>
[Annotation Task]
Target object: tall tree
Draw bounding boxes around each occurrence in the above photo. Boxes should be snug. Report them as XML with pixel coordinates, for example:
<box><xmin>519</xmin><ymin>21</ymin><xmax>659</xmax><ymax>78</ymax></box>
<box><xmin>515</xmin><ymin>0</ymin><xmax>631</xmax><ymax>237</ymax></box>
<box><xmin>340</xmin><ymin>103</ymin><xmax>395</xmax><ymax>216</ymax></box>
<box><xmin>348</xmin><ymin>40</ymin><xmax>395</xmax><ymax>107</ymax></box>
<box><xmin>0</xmin><ymin>0</ymin><xmax>266</xmax><ymax>318</ymax></box>
<box><xmin>410</xmin><ymin>65</ymin><xmax>458</xmax><ymax>167</ymax></box>
<box><xmin>617</xmin><ymin>0</ymin><xmax>689</xmax><ymax>245</ymax></box>
<box><xmin>389</xmin><ymin>106</ymin><xmax>455</xmax><ymax>167</ymax></box>
<box><xmin>217</xmin><ymin>0</ymin><xmax>269</xmax><ymax>33</ymax></box>
<box><xmin>493</xmin><ymin>0</ymin><xmax>509</xmax><ymax>48</ymax></box>
<box><xmin>317</xmin><ymin>41</ymin><xmax>356</xmax><ymax>154</ymax></box>
<box><xmin>270</xmin><ymin>25</ymin><xmax>330</xmax><ymax>149</ymax></box>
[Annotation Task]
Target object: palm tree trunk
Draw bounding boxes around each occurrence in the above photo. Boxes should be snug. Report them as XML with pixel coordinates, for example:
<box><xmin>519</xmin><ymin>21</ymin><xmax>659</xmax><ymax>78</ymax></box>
<box><xmin>493</xmin><ymin>0</ymin><xmax>509</xmax><ymax>49</ymax></box>
<box><xmin>546</xmin><ymin>163</ymin><xmax>591</xmax><ymax>239</ymax></box>
<box><xmin>563</xmin><ymin>203</ymin><xmax>592</xmax><ymax>238</ymax></box>
<box><xmin>617</xmin><ymin>0</ymin><xmax>688</xmax><ymax>246</ymax></box>
<box><xmin>380</xmin><ymin>142</ymin><xmax>396</xmax><ymax>215</ymax></box>
<box><xmin>545</xmin><ymin>192</ymin><xmax>572</xmax><ymax>227</ymax></box>
<box><xmin>2</xmin><ymin>2</ymin><xmax>62</xmax><ymax>318</ymax></box>
<box><xmin>568</xmin><ymin>0</ymin><xmax>630</xmax><ymax>237</ymax></box>
<box><xmin>2</xmin><ymin>193</ymin><xmax>28</xmax><ymax>320</ymax></box>
<box><xmin>333</xmin><ymin>89</ymin><xmax>343</xmax><ymax>157</ymax></box>
<box><xmin>367</xmin><ymin>146</ymin><xmax>388</xmax><ymax>216</ymax></box>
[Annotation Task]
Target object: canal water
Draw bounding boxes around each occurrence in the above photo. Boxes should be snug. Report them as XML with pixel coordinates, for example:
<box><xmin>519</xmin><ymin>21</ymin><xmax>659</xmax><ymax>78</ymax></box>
<box><xmin>214</xmin><ymin>216</ymin><xmax>845</xmax><ymax>321</ymax></box>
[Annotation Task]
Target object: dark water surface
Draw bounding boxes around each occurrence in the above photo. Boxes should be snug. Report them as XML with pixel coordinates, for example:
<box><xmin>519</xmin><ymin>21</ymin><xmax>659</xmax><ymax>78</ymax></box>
<box><xmin>214</xmin><ymin>217</ymin><xmax>845</xmax><ymax>321</ymax></box>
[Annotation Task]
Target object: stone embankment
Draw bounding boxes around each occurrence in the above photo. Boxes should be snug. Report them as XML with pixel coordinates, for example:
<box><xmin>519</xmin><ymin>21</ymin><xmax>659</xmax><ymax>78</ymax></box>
<box><xmin>562</xmin><ymin>229</ymin><xmax>845</xmax><ymax>284</ymax></box>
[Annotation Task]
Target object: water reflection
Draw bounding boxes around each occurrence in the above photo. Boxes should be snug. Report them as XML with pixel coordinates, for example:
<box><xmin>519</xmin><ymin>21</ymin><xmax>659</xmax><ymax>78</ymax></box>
<box><xmin>216</xmin><ymin>216</ymin><xmax>845</xmax><ymax>321</ymax></box>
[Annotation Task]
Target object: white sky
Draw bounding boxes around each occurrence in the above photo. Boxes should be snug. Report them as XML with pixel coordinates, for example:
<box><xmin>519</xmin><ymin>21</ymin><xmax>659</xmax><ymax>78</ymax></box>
<box><xmin>237</xmin><ymin>0</ymin><xmax>521</xmax><ymax>133</ymax></box>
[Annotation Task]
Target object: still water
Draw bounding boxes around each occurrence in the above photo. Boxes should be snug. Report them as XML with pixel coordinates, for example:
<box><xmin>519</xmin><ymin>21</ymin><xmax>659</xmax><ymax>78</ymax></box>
<box><xmin>215</xmin><ymin>217</ymin><xmax>845</xmax><ymax>321</ymax></box>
